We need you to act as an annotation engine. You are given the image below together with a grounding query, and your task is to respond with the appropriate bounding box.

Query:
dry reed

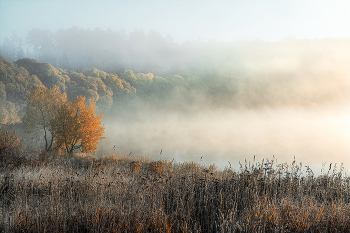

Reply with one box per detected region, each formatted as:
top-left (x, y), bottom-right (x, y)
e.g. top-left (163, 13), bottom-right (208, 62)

top-left (1, 149), bottom-right (350, 232)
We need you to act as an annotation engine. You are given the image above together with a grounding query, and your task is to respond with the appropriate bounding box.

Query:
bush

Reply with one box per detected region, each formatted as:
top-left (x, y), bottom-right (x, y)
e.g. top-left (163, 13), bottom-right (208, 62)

top-left (0, 125), bottom-right (24, 167)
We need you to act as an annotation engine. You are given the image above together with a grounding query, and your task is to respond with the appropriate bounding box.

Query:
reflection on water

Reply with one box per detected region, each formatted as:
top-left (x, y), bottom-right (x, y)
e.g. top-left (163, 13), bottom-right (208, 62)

top-left (99, 105), bottom-right (350, 175)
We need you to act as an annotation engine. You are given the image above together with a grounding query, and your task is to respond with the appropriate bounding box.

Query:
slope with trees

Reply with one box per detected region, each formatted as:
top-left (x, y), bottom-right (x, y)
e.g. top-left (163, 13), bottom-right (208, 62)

top-left (0, 56), bottom-right (43, 124)
top-left (23, 86), bottom-right (105, 154)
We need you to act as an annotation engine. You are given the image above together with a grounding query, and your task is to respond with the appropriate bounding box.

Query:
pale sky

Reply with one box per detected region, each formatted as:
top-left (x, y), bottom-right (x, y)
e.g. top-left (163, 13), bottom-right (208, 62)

top-left (1, 0), bottom-right (350, 44)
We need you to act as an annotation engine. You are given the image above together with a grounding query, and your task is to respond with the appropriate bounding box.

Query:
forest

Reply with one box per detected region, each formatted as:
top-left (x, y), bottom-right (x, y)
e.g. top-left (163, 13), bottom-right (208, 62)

top-left (0, 55), bottom-right (199, 125)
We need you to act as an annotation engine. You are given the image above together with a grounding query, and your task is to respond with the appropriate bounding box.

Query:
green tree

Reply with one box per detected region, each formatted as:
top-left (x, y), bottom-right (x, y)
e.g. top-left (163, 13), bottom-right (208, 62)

top-left (16, 58), bottom-right (68, 91)
top-left (0, 82), bottom-right (5, 101)
top-left (2, 36), bottom-right (16, 61)
top-left (150, 76), bottom-right (172, 100)
top-left (22, 86), bottom-right (67, 151)
top-left (105, 73), bottom-right (136, 101)
top-left (120, 70), bottom-right (137, 85)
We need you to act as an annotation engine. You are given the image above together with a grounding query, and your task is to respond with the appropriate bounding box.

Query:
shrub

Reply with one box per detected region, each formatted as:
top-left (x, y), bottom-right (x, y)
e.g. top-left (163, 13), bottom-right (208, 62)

top-left (0, 125), bottom-right (24, 167)
top-left (130, 161), bottom-right (140, 172)
top-left (149, 161), bottom-right (163, 174)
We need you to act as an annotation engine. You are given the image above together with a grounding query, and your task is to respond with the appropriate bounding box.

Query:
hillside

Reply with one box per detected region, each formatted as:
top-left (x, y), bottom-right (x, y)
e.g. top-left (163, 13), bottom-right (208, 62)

top-left (0, 57), bottom-right (178, 124)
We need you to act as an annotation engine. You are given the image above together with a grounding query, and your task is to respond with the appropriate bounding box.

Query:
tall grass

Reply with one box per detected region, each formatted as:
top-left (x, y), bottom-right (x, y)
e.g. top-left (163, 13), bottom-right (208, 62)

top-left (1, 151), bottom-right (350, 232)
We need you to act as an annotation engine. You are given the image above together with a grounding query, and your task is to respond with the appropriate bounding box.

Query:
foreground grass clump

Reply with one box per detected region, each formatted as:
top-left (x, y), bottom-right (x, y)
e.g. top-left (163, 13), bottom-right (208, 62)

top-left (1, 152), bottom-right (350, 232)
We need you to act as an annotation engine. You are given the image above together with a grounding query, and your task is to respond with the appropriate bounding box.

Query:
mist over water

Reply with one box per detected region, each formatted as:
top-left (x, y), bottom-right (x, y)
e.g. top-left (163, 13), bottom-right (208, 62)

top-left (3, 22), bottom-right (350, 175)
top-left (98, 104), bottom-right (350, 174)
top-left (91, 39), bottom-right (350, 175)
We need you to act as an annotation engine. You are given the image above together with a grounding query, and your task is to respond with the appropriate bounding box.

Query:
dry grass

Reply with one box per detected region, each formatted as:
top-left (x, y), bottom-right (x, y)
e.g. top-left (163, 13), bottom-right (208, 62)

top-left (149, 161), bottom-right (164, 174)
top-left (1, 149), bottom-right (350, 232)
top-left (130, 161), bottom-right (141, 172)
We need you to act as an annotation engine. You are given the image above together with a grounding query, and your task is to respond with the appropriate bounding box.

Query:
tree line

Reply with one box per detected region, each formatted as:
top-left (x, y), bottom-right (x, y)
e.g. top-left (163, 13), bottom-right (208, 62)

top-left (0, 28), bottom-right (180, 75)
top-left (3, 28), bottom-right (350, 78)
top-left (2, 43), bottom-right (350, 126)
top-left (0, 56), bottom-right (211, 125)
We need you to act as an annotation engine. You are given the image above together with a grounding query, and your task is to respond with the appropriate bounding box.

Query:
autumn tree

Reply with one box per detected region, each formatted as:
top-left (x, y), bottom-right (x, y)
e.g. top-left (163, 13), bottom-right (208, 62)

top-left (23, 86), bottom-right (67, 151)
top-left (51, 96), bottom-right (105, 155)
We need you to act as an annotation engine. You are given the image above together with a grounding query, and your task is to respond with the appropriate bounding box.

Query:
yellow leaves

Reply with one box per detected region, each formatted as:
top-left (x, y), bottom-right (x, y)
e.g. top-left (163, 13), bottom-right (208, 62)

top-left (24, 86), bottom-right (104, 154)
top-left (52, 96), bottom-right (105, 154)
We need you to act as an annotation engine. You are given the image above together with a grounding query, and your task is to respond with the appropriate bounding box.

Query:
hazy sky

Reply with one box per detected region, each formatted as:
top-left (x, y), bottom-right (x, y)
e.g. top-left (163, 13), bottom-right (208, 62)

top-left (1, 0), bottom-right (350, 44)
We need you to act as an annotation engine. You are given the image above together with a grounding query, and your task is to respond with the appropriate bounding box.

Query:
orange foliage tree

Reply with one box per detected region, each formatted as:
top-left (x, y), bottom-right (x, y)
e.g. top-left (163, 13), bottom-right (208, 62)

top-left (51, 96), bottom-right (105, 154)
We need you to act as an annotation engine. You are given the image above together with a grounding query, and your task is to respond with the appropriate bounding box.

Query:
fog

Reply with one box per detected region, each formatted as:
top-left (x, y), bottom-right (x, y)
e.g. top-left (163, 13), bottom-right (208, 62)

top-left (100, 106), bottom-right (350, 173)
top-left (2, 1), bottom-right (350, 174)
top-left (93, 38), bottom-right (350, 174)
top-left (2, 0), bottom-right (350, 44)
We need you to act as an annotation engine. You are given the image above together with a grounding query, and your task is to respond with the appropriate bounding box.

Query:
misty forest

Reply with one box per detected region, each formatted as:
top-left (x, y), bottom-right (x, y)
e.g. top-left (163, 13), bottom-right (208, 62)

top-left (2, 27), bottom-right (350, 232)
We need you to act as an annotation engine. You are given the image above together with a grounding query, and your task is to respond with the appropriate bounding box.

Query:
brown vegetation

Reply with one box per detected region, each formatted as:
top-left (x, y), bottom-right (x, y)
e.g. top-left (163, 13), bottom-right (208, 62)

top-left (1, 150), bottom-right (350, 232)
top-left (0, 126), bottom-right (24, 168)
top-left (149, 161), bottom-right (164, 174)
top-left (130, 161), bottom-right (140, 172)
